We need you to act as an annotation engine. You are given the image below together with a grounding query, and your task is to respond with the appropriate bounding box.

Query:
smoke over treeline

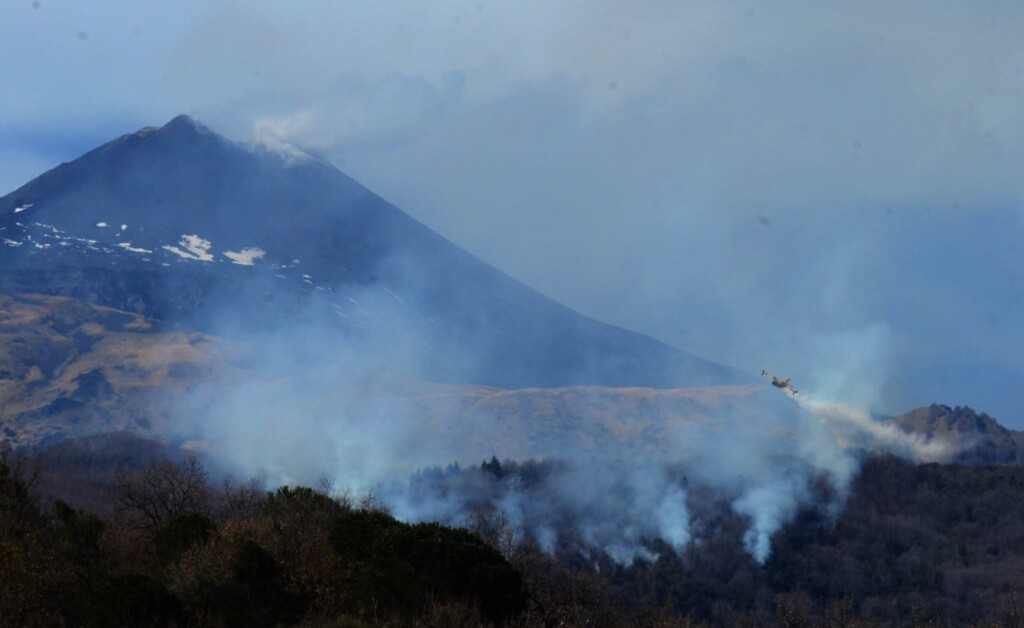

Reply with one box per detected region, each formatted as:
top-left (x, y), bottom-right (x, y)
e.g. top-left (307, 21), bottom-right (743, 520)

top-left (164, 278), bottom-right (963, 566)
top-left (389, 456), bottom-right (845, 566)
top-left (11, 428), bottom-right (1024, 626)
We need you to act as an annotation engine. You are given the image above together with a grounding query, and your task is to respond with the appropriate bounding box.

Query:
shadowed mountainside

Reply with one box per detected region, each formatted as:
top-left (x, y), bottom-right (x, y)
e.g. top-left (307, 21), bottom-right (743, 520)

top-left (0, 115), bottom-right (748, 390)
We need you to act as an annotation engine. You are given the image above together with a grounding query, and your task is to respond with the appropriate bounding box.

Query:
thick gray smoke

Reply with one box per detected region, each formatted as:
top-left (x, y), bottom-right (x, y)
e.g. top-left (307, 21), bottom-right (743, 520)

top-left (168, 283), bottom-right (701, 563)
top-left (389, 458), bottom-right (691, 564)
top-left (162, 280), bottom-right (964, 565)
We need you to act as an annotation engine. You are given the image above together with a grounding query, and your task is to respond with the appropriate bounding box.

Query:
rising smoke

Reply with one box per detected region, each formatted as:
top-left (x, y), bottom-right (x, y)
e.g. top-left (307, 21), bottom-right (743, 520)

top-left (165, 278), bottom-right (964, 566)
top-left (0, 0), bottom-right (1010, 566)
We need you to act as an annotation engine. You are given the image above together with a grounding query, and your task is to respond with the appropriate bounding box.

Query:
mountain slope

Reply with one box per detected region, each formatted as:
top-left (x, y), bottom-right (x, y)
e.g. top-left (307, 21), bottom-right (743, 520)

top-left (0, 293), bottom-right (247, 447)
top-left (0, 292), bottom-right (767, 454)
top-left (0, 115), bottom-right (748, 389)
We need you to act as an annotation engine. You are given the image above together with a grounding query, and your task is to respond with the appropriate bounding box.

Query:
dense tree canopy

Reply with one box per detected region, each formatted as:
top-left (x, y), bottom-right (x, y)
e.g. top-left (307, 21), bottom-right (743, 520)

top-left (5, 437), bottom-right (1024, 626)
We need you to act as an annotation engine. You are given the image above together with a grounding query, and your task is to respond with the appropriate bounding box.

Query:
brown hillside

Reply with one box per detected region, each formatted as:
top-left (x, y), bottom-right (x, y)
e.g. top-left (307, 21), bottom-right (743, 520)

top-left (7, 293), bottom-right (1020, 470)
top-left (0, 293), bottom-right (248, 446)
top-left (0, 294), bottom-right (768, 465)
top-left (404, 383), bottom-right (769, 463)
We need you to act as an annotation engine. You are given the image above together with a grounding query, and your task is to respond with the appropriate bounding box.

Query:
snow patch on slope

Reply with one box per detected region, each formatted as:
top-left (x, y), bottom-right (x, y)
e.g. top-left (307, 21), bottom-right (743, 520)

top-left (223, 247), bottom-right (265, 266)
top-left (117, 242), bottom-right (153, 254)
top-left (163, 234), bottom-right (214, 261)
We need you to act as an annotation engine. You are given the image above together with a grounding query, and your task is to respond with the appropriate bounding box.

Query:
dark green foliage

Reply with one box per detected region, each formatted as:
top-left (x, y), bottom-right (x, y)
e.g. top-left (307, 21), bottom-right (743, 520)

top-left (608, 454), bottom-right (1024, 625)
top-left (482, 455), bottom-right (505, 479)
top-left (329, 507), bottom-right (395, 563)
top-left (55, 499), bottom-right (104, 546)
top-left (762, 456), bottom-right (1024, 623)
top-left (0, 533), bottom-right (77, 627)
top-left (84, 569), bottom-right (180, 628)
top-left (407, 521), bottom-right (527, 624)
top-left (155, 510), bottom-right (214, 565)
top-left (0, 447), bottom-right (43, 539)
top-left (209, 540), bottom-right (297, 628)
top-left (13, 445), bottom-right (1024, 626)
top-left (262, 484), bottom-right (348, 527)
top-left (231, 538), bottom-right (277, 585)
top-left (329, 510), bottom-right (527, 624)
top-left (54, 499), bottom-right (105, 588)
top-left (0, 450), bottom-right (79, 626)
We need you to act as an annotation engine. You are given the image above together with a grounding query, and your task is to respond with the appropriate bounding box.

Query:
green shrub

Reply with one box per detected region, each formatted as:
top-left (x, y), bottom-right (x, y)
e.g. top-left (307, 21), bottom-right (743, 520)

top-left (155, 510), bottom-right (215, 566)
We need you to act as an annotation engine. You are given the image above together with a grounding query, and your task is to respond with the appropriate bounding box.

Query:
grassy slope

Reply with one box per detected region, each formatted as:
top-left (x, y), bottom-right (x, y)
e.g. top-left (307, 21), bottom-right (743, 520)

top-left (0, 293), bottom-right (247, 446)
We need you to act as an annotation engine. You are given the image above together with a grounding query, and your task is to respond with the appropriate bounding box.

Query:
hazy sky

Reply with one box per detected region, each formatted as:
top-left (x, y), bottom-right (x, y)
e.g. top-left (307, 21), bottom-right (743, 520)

top-left (2, 1), bottom-right (1023, 423)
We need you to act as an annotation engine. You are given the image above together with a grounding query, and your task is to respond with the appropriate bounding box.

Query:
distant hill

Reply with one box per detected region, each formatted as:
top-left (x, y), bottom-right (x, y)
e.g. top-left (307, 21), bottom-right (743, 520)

top-left (889, 403), bottom-right (1024, 465)
top-left (0, 115), bottom-right (748, 390)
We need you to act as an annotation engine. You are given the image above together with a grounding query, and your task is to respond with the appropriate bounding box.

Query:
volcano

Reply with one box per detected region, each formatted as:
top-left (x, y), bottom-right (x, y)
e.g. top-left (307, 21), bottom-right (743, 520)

top-left (0, 115), bottom-right (747, 389)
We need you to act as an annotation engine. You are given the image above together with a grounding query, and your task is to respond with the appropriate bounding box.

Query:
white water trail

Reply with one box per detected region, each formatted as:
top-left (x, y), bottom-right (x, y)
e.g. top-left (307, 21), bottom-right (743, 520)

top-left (795, 395), bottom-right (957, 463)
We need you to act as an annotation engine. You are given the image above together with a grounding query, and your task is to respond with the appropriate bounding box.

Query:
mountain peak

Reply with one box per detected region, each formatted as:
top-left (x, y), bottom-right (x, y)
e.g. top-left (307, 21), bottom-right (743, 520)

top-left (0, 116), bottom-right (752, 390)
top-left (132, 115), bottom-right (321, 169)
top-left (162, 114), bottom-right (209, 134)
top-left (129, 115), bottom-right (210, 141)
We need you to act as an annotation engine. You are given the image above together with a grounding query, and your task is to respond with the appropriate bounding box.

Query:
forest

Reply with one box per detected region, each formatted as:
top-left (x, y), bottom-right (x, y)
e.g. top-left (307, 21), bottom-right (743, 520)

top-left (3, 433), bottom-right (1024, 626)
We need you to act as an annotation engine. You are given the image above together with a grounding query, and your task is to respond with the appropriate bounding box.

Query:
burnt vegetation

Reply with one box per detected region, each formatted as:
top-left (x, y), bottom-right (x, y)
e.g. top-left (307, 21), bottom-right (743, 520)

top-left (3, 436), bottom-right (1024, 626)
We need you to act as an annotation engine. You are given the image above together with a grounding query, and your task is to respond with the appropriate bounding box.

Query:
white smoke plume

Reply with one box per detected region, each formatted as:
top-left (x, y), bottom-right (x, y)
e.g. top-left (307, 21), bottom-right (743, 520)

top-left (732, 475), bottom-right (808, 563)
top-left (796, 395), bottom-right (958, 463)
top-left (162, 284), bottom-right (973, 567)
top-left (388, 457), bottom-right (692, 565)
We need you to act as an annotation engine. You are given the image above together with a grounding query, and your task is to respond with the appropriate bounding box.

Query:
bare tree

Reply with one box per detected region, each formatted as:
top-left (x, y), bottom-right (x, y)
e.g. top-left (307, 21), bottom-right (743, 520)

top-left (215, 476), bottom-right (265, 523)
top-left (114, 456), bottom-right (210, 533)
top-left (467, 508), bottom-right (516, 560)
top-left (510, 539), bottom-right (625, 628)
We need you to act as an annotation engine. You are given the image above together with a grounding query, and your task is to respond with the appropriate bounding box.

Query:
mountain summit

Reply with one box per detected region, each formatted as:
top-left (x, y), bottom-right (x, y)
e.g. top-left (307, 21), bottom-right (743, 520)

top-left (0, 115), bottom-right (748, 388)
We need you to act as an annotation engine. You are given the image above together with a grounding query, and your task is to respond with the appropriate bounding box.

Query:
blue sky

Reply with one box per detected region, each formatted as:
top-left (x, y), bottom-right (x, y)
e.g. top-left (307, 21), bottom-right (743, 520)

top-left (2, 1), bottom-right (1023, 423)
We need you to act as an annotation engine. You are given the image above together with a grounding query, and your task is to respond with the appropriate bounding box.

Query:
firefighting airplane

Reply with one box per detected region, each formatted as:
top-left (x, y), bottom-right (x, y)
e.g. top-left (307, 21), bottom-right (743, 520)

top-left (761, 370), bottom-right (798, 395)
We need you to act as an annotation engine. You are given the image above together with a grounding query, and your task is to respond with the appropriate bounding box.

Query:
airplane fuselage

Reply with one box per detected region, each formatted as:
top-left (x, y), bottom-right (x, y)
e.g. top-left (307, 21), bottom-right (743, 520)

top-left (761, 370), bottom-right (797, 395)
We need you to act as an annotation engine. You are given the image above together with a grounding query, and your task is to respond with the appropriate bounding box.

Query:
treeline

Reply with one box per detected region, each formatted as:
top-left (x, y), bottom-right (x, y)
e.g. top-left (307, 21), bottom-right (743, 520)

top-left (409, 454), bottom-right (1024, 626)
top-left (1, 439), bottom-right (676, 627)
top-left (0, 446), bottom-right (529, 627)
top-left (589, 456), bottom-right (1024, 625)
top-left (7, 435), bottom-right (1024, 626)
